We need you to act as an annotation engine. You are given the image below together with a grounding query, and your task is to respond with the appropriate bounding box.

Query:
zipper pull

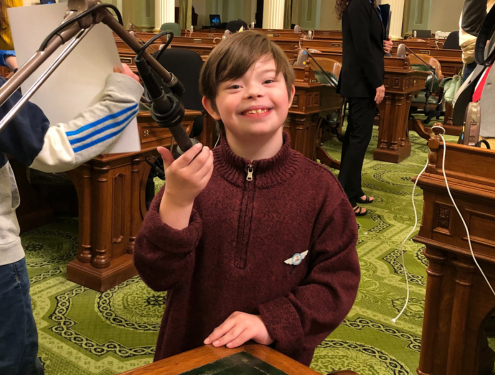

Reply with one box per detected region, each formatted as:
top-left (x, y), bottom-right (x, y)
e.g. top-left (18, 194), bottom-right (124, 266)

top-left (246, 164), bottom-right (254, 181)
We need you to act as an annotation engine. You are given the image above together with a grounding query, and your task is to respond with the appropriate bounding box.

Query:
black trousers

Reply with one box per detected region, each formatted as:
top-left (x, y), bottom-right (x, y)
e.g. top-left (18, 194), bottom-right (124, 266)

top-left (338, 97), bottom-right (376, 206)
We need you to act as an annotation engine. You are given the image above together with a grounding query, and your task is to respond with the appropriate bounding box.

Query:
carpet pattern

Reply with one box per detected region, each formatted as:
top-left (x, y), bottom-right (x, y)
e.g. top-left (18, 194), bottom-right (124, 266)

top-left (22, 121), bottom-right (481, 375)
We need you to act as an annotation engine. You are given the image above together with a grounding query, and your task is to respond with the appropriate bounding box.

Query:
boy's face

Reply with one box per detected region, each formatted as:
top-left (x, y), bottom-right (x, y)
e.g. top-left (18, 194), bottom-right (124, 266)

top-left (203, 56), bottom-right (295, 140)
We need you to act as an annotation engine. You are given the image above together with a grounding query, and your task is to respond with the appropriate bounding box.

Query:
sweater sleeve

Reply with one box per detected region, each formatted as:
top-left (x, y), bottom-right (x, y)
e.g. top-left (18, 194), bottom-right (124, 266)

top-left (258, 192), bottom-right (360, 359)
top-left (133, 187), bottom-right (203, 291)
top-left (347, 0), bottom-right (383, 90)
top-left (0, 73), bottom-right (143, 172)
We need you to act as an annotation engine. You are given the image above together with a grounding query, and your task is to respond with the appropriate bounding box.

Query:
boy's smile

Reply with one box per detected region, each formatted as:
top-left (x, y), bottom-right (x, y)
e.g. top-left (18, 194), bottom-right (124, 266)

top-left (203, 55), bottom-right (295, 160)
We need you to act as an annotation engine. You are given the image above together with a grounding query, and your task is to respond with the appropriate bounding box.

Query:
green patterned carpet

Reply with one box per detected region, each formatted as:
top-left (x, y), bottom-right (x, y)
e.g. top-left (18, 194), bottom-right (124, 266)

top-left (22, 118), bottom-right (477, 375)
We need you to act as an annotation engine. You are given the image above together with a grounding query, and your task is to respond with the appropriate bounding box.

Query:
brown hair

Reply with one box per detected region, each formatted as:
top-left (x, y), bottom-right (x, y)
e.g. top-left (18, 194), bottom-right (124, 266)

top-left (335, 0), bottom-right (376, 20)
top-left (0, 1), bottom-right (7, 31)
top-left (199, 31), bottom-right (295, 132)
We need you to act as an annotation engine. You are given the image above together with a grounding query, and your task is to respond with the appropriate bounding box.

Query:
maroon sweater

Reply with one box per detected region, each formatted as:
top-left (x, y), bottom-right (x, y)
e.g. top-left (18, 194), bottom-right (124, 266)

top-left (134, 133), bottom-right (360, 366)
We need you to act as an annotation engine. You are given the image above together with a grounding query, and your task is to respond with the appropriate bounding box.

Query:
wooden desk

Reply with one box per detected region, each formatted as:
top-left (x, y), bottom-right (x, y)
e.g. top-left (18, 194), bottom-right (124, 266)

top-left (118, 343), bottom-right (321, 375)
top-left (66, 110), bottom-right (201, 292)
top-left (414, 133), bottom-right (495, 375)
top-left (285, 66), bottom-right (342, 162)
top-left (375, 57), bottom-right (429, 162)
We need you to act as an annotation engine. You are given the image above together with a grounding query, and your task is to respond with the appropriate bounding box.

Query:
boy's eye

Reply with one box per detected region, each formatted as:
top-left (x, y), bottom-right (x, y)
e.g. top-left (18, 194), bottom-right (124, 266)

top-left (228, 84), bottom-right (241, 90)
top-left (264, 79), bottom-right (275, 84)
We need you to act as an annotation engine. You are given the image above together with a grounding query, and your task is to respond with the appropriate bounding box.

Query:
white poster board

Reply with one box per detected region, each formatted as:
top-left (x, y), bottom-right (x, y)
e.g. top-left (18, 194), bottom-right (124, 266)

top-left (9, 3), bottom-right (140, 153)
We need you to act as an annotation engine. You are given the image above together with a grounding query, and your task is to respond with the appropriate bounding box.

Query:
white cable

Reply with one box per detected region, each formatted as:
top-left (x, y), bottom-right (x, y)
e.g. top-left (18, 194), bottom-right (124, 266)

top-left (392, 148), bottom-right (429, 323)
top-left (393, 124), bottom-right (495, 324)
top-left (214, 135), bottom-right (221, 148)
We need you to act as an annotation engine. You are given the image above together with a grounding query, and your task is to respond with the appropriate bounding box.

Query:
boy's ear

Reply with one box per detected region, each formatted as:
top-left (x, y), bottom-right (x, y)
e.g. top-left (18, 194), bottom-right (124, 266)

top-left (202, 96), bottom-right (221, 121)
top-left (288, 84), bottom-right (296, 108)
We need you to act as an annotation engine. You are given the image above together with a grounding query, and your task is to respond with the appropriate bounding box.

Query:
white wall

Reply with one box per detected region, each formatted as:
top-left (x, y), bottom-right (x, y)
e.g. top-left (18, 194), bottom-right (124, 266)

top-left (319, 0), bottom-right (341, 31)
top-left (429, 0), bottom-right (463, 33)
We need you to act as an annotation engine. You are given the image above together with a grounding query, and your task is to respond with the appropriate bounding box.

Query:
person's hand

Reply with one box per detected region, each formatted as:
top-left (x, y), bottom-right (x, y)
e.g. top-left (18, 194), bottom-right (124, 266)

top-left (383, 37), bottom-right (393, 54)
top-left (159, 142), bottom-right (214, 209)
top-left (113, 63), bottom-right (140, 83)
top-left (204, 312), bottom-right (274, 349)
top-left (375, 85), bottom-right (385, 104)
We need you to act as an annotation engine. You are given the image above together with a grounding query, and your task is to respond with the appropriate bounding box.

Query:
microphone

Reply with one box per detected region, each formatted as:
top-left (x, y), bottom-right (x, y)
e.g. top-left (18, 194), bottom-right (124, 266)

top-left (223, 30), bottom-right (232, 39)
top-left (397, 43), bottom-right (440, 110)
top-left (295, 49), bottom-right (309, 67)
top-left (134, 56), bottom-right (192, 154)
top-left (295, 49), bottom-right (338, 88)
top-left (294, 25), bottom-right (301, 33)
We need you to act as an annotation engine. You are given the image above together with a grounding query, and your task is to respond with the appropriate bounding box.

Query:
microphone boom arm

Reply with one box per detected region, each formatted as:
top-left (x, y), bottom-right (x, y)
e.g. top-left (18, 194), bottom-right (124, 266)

top-left (0, 0), bottom-right (193, 152)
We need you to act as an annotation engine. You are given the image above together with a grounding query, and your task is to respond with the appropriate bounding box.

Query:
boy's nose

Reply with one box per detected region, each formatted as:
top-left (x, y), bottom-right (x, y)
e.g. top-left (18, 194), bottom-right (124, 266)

top-left (245, 84), bottom-right (264, 99)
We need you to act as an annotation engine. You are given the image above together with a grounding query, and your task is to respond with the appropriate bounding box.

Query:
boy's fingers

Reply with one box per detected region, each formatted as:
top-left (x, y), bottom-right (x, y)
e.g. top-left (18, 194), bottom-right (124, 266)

top-left (157, 147), bottom-right (174, 169)
top-left (188, 146), bottom-right (211, 174)
top-left (212, 326), bottom-right (245, 347)
top-left (196, 152), bottom-right (214, 181)
top-left (226, 329), bottom-right (251, 348)
top-left (174, 142), bottom-right (203, 169)
top-left (204, 319), bottom-right (235, 345)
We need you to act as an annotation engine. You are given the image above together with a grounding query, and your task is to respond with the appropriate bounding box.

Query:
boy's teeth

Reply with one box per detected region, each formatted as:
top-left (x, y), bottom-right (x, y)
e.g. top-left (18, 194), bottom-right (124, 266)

top-left (246, 109), bottom-right (268, 114)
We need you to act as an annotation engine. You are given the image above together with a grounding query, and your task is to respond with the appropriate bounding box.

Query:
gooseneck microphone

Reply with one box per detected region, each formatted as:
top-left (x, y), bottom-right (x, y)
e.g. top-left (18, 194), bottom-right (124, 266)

top-left (134, 32), bottom-right (193, 154)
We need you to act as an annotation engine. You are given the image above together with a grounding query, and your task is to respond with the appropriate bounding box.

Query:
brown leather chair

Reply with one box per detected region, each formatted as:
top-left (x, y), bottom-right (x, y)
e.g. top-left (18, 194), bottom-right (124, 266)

top-left (309, 57), bottom-right (342, 77)
top-left (409, 54), bottom-right (444, 123)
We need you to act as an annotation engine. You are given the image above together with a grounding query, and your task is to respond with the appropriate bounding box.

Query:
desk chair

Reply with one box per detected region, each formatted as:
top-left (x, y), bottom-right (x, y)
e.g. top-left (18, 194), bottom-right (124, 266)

top-left (308, 57), bottom-right (344, 170)
top-left (442, 31), bottom-right (461, 50)
top-left (160, 22), bottom-right (181, 36)
top-left (226, 19), bottom-right (248, 33)
top-left (409, 54), bottom-right (444, 124)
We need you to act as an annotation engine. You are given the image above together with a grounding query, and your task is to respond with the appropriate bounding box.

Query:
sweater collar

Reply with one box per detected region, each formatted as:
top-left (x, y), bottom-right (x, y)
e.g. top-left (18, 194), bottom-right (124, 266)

top-left (213, 132), bottom-right (299, 188)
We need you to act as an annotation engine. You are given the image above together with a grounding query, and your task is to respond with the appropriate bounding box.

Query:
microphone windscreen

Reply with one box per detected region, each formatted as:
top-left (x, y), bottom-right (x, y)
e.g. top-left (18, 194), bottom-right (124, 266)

top-left (397, 44), bottom-right (406, 58)
top-left (223, 30), bottom-right (232, 37)
top-left (296, 49), bottom-right (309, 67)
top-left (294, 25), bottom-right (301, 33)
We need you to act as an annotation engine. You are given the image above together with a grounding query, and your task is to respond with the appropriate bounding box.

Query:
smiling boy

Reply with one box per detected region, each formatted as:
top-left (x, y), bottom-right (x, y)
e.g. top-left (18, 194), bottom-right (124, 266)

top-left (134, 31), bottom-right (360, 366)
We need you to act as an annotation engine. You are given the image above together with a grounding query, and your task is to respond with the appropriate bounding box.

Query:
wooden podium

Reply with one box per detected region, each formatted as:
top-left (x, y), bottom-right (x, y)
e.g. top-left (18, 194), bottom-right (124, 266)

top-left (374, 57), bottom-right (429, 163)
top-left (66, 110), bottom-right (201, 292)
top-left (414, 129), bottom-right (495, 375)
top-left (118, 343), bottom-right (321, 375)
top-left (285, 65), bottom-right (342, 165)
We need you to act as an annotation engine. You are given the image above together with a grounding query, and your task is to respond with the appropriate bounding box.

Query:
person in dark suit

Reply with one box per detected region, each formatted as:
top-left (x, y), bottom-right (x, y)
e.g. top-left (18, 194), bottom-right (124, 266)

top-left (336, 0), bottom-right (391, 216)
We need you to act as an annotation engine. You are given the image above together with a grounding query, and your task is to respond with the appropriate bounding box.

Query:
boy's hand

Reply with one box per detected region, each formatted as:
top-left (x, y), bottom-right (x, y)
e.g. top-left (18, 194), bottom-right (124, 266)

top-left (159, 143), bottom-right (214, 209)
top-left (113, 63), bottom-right (140, 83)
top-left (204, 312), bottom-right (274, 349)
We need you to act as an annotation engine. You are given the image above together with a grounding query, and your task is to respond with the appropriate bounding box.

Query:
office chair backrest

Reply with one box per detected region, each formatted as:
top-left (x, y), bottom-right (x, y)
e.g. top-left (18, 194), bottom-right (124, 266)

top-left (153, 48), bottom-right (204, 111)
top-left (310, 57), bottom-right (342, 77)
top-left (226, 20), bottom-right (248, 33)
top-left (442, 31), bottom-right (461, 50)
top-left (409, 54), bottom-right (443, 79)
top-left (160, 22), bottom-right (181, 37)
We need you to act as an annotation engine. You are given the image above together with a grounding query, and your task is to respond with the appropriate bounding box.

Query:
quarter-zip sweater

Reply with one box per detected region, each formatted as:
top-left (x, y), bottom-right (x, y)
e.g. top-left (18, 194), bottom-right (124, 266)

top-left (134, 133), bottom-right (360, 366)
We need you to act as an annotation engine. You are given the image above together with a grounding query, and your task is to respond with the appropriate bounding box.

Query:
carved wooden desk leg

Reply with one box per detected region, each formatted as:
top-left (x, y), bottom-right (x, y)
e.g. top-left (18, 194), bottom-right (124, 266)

top-left (374, 93), bottom-right (412, 163)
top-left (129, 155), bottom-right (144, 254)
top-left (446, 258), bottom-right (476, 375)
top-left (68, 165), bottom-right (92, 263)
top-left (417, 247), bottom-right (448, 375)
top-left (442, 102), bottom-right (462, 137)
top-left (92, 165), bottom-right (112, 269)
